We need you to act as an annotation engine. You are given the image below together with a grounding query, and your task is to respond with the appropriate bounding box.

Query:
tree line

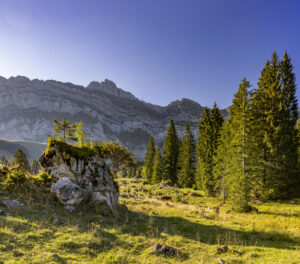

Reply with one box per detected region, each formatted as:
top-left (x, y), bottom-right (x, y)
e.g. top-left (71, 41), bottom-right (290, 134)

top-left (142, 51), bottom-right (300, 211)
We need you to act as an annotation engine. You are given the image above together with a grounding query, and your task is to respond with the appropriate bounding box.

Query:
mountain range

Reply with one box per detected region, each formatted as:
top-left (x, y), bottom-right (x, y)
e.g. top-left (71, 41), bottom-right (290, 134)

top-left (0, 75), bottom-right (230, 159)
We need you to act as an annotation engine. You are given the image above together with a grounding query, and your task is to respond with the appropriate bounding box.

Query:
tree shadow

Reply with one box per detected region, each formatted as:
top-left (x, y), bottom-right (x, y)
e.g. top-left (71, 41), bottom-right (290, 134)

top-left (258, 211), bottom-right (299, 217)
top-left (112, 205), bottom-right (299, 250)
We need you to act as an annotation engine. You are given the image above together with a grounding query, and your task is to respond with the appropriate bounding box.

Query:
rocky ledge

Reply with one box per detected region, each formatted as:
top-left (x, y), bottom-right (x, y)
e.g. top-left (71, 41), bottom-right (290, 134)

top-left (39, 140), bottom-right (119, 214)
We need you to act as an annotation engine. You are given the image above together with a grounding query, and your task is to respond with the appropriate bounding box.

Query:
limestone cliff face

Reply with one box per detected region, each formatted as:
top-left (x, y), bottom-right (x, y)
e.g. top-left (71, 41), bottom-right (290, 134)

top-left (0, 75), bottom-right (230, 158)
top-left (39, 142), bottom-right (119, 214)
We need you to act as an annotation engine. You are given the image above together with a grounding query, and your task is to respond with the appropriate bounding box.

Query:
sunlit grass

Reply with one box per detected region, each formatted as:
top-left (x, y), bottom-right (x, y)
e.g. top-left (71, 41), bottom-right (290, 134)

top-left (0, 177), bottom-right (299, 263)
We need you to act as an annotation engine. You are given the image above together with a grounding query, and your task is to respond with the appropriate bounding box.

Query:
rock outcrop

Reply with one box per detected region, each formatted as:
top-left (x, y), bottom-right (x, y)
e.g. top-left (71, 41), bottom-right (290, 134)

top-left (39, 141), bottom-right (119, 214)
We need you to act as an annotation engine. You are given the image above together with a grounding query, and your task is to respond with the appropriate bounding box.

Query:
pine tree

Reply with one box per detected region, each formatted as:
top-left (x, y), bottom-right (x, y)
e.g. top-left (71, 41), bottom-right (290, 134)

top-left (250, 51), bottom-right (299, 200)
top-left (195, 105), bottom-right (223, 195)
top-left (226, 78), bottom-right (252, 211)
top-left (162, 120), bottom-right (179, 184)
top-left (13, 149), bottom-right (30, 171)
top-left (152, 147), bottom-right (163, 183)
top-left (144, 136), bottom-right (155, 183)
top-left (177, 123), bottom-right (196, 187)
top-left (279, 51), bottom-right (299, 195)
top-left (53, 118), bottom-right (76, 143)
top-left (1, 156), bottom-right (8, 166)
top-left (75, 121), bottom-right (86, 147)
top-left (211, 102), bottom-right (224, 154)
top-left (135, 167), bottom-right (142, 178)
top-left (195, 108), bottom-right (213, 194)
top-left (296, 120), bottom-right (300, 173)
top-left (213, 120), bottom-right (232, 203)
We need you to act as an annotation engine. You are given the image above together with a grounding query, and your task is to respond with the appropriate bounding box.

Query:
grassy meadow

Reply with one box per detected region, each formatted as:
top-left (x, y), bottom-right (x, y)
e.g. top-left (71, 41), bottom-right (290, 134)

top-left (0, 177), bottom-right (300, 264)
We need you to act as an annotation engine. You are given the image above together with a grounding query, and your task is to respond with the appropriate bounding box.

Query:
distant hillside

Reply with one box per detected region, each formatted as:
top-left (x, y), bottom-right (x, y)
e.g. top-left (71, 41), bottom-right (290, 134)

top-left (0, 75), bottom-right (229, 158)
top-left (0, 138), bottom-right (46, 162)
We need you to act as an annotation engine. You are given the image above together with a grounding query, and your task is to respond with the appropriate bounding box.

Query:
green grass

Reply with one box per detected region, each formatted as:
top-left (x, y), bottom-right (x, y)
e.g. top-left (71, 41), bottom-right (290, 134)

top-left (0, 177), bottom-right (300, 263)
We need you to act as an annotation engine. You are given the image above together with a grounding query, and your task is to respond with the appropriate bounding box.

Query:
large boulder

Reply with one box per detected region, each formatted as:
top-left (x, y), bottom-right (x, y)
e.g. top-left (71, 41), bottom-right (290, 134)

top-left (39, 141), bottom-right (119, 214)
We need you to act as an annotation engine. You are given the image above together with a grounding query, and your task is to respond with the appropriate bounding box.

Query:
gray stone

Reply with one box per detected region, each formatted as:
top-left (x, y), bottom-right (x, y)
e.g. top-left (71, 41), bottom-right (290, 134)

top-left (51, 177), bottom-right (88, 206)
top-left (2, 199), bottom-right (24, 208)
top-left (64, 205), bottom-right (75, 212)
top-left (217, 245), bottom-right (228, 253)
top-left (218, 259), bottom-right (225, 264)
top-left (152, 244), bottom-right (181, 256)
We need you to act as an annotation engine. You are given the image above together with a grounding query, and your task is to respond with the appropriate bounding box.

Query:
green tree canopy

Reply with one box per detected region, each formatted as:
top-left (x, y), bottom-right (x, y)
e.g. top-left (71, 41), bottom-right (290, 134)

top-left (13, 149), bottom-right (30, 171)
top-left (53, 118), bottom-right (77, 143)
top-left (144, 136), bottom-right (155, 183)
top-left (162, 120), bottom-right (179, 184)
top-left (152, 147), bottom-right (163, 184)
top-left (177, 123), bottom-right (196, 188)
top-left (99, 140), bottom-right (135, 177)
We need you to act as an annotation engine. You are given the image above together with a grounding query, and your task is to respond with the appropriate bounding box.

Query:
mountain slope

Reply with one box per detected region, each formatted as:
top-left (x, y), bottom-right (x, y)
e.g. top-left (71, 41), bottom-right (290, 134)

top-left (0, 75), bottom-right (226, 158)
top-left (0, 138), bottom-right (46, 162)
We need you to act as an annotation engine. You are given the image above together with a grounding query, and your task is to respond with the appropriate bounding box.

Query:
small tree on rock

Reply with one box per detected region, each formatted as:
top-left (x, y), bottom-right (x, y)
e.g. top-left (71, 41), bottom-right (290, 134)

top-left (53, 118), bottom-right (77, 143)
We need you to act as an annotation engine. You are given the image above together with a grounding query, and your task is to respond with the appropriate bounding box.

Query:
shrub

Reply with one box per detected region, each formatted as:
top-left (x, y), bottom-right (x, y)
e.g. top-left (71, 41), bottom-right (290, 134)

top-left (36, 171), bottom-right (53, 187)
top-left (4, 169), bottom-right (27, 188)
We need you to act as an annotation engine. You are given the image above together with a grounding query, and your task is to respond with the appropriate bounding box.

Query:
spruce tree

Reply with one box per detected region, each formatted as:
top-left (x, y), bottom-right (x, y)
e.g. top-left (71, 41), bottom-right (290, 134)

top-left (211, 102), bottom-right (224, 154)
top-left (152, 147), bottom-right (163, 183)
top-left (195, 108), bottom-right (213, 194)
top-left (13, 149), bottom-right (31, 171)
top-left (195, 104), bottom-right (223, 195)
top-left (144, 136), bottom-right (155, 183)
top-left (279, 51), bottom-right (299, 195)
top-left (162, 120), bottom-right (179, 184)
top-left (213, 120), bottom-right (232, 203)
top-left (177, 123), bottom-right (196, 187)
top-left (226, 78), bottom-right (252, 211)
top-left (251, 51), bottom-right (299, 200)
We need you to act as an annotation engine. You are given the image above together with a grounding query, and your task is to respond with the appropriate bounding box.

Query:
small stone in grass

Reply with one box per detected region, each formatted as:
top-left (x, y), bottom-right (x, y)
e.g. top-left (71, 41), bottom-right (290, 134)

top-left (152, 243), bottom-right (181, 256)
top-left (217, 245), bottom-right (228, 253)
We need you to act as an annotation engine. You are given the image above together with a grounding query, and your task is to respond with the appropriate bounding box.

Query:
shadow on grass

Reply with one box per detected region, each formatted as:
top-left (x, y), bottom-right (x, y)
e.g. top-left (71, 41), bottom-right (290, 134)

top-left (259, 211), bottom-right (299, 217)
top-left (2, 199), bottom-right (299, 260)
top-left (114, 205), bottom-right (300, 250)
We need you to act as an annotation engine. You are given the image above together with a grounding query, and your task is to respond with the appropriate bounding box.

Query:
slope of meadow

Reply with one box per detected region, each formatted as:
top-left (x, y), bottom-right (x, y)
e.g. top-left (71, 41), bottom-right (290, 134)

top-left (0, 177), bottom-right (300, 264)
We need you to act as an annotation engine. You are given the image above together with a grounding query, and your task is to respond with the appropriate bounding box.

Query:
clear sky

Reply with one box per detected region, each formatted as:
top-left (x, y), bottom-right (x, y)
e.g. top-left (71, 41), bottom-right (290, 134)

top-left (0, 0), bottom-right (299, 108)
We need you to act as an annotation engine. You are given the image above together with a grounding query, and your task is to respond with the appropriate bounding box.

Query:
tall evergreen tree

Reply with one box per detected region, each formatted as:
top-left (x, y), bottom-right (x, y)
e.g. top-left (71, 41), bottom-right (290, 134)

top-left (213, 120), bottom-right (232, 203)
top-left (251, 51), bottom-right (299, 199)
top-left (195, 104), bottom-right (223, 195)
top-left (144, 136), bottom-right (155, 183)
top-left (226, 78), bottom-right (252, 211)
top-left (279, 51), bottom-right (299, 194)
top-left (177, 123), bottom-right (196, 187)
top-left (162, 120), bottom-right (179, 184)
top-left (195, 108), bottom-right (213, 194)
top-left (152, 147), bottom-right (163, 183)
top-left (211, 102), bottom-right (224, 154)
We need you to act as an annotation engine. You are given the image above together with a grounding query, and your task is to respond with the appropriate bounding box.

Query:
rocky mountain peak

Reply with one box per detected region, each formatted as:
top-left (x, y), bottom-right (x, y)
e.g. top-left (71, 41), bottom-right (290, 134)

top-left (0, 74), bottom-right (230, 158)
top-left (87, 79), bottom-right (136, 100)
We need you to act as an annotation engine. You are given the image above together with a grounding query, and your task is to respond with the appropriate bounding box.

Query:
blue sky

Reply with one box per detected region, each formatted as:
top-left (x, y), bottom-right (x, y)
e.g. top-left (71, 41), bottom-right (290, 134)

top-left (0, 0), bottom-right (299, 108)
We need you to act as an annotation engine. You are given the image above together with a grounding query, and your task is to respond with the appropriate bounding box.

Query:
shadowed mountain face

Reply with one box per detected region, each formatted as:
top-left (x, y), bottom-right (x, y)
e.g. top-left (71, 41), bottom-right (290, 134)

top-left (0, 138), bottom-right (46, 162)
top-left (0, 75), bottom-right (229, 158)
